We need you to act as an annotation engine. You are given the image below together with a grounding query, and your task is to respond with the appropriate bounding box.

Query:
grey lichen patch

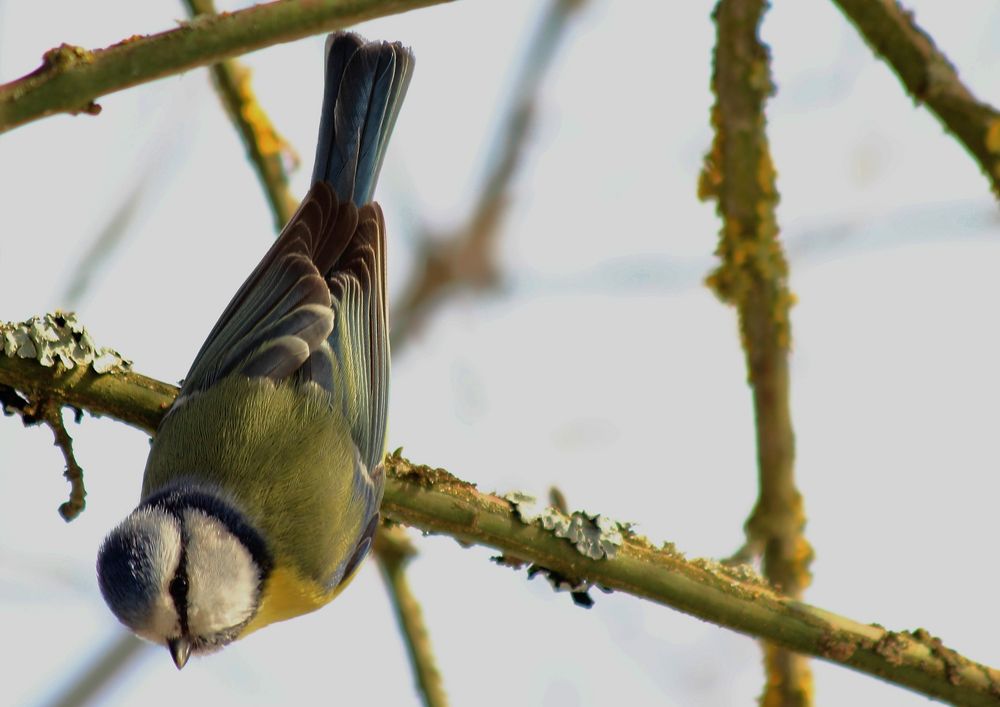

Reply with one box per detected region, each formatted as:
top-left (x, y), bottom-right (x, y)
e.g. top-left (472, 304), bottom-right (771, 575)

top-left (1, 312), bottom-right (131, 373)
top-left (503, 491), bottom-right (627, 560)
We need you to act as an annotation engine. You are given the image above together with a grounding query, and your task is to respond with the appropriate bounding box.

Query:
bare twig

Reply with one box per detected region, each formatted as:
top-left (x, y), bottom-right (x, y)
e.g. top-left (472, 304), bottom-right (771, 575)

top-left (62, 178), bottom-right (148, 307)
top-left (391, 0), bottom-right (587, 348)
top-left (375, 525), bottom-right (449, 707)
top-left (700, 1), bottom-right (812, 704)
top-left (6, 388), bottom-right (87, 520)
top-left (37, 398), bottom-right (87, 521)
top-left (830, 0), bottom-right (1000, 201)
top-left (4, 333), bottom-right (1000, 705)
top-left (45, 635), bottom-right (145, 707)
top-left (182, 0), bottom-right (299, 232)
top-left (0, 0), bottom-right (451, 134)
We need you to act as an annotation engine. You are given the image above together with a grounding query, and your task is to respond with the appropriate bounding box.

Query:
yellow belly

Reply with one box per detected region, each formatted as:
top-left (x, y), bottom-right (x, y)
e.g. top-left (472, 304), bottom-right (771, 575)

top-left (240, 564), bottom-right (333, 636)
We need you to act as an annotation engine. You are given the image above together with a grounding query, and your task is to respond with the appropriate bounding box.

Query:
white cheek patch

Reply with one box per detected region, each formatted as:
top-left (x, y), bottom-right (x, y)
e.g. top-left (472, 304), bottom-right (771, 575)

top-left (183, 510), bottom-right (259, 638)
top-left (121, 508), bottom-right (183, 642)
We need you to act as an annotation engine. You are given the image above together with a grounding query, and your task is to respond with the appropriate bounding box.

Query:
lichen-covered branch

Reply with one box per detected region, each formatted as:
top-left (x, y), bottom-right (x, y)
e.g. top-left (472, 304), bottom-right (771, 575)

top-left (830, 0), bottom-right (1000, 200)
top-left (1, 313), bottom-right (174, 433)
top-left (182, 0), bottom-right (299, 231)
top-left (700, 1), bottom-right (812, 704)
top-left (375, 526), bottom-right (449, 707)
top-left (4, 316), bottom-right (1000, 705)
top-left (391, 0), bottom-right (586, 348)
top-left (0, 0), bottom-right (450, 134)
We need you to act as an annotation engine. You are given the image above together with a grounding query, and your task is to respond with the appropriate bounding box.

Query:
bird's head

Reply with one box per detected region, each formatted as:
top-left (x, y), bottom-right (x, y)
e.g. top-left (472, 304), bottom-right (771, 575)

top-left (96, 489), bottom-right (271, 669)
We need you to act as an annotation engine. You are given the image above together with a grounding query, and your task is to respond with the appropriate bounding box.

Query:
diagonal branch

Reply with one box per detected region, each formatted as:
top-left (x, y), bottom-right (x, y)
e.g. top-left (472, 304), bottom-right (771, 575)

top-left (391, 0), bottom-right (586, 348)
top-left (701, 1), bottom-right (812, 704)
top-left (0, 0), bottom-right (451, 134)
top-left (830, 0), bottom-right (1000, 200)
top-left (3, 319), bottom-right (1000, 705)
top-left (47, 635), bottom-right (145, 707)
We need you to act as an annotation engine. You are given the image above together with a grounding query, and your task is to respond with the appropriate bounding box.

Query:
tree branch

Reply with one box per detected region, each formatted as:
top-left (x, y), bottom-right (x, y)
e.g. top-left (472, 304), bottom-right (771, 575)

top-left (0, 0), bottom-right (451, 135)
top-left (39, 399), bottom-right (87, 521)
top-left (182, 0), bottom-right (300, 232)
top-left (830, 0), bottom-right (1000, 200)
top-left (375, 525), bottom-right (449, 707)
top-left (391, 0), bottom-right (586, 348)
top-left (4, 318), bottom-right (1000, 705)
top-left (701, 1), bottom-right (812, 704)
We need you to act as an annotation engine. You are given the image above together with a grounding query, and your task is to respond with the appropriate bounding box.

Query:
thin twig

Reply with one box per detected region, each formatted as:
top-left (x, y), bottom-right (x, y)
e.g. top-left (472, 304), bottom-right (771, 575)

top-left (375, 525), bottom-right (449, 707)
top-left (62, 178), bottom-right (148, 307)
top-left (45, 635), bottom-right (145, 707)
top-left (7, 387), bottom-right (89, 520)
top-left (700, 1), bottom-right (812, 704)
top-left (181, 0), bottom-right (299, 232)
top-left (0, 0), bottom-right (451, 134)
top-left (37, 398), bottom-right (87, 521)
top-left (391, 0), bottom-right (587, 348)
top-left (3, 338), bottom-right (1000, 705)
top-left (830, 0), bottom-right (1000, 201)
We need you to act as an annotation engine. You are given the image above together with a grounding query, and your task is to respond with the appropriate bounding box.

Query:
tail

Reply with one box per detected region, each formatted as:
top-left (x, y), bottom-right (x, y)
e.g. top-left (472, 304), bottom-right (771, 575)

top-left (311, 32), bottom-right (414, 206)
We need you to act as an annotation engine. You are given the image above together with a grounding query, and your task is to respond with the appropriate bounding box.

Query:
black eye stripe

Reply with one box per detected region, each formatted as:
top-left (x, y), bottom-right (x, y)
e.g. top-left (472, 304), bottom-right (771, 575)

top-left (139, 485), bottom-right (274, 586)
top-left (168, 543), bottom-right (190, 634)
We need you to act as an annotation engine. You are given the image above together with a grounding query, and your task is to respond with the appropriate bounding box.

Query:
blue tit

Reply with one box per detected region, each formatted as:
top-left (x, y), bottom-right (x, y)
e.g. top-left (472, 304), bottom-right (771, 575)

top-left (96, 32), bottom-right (413, 670)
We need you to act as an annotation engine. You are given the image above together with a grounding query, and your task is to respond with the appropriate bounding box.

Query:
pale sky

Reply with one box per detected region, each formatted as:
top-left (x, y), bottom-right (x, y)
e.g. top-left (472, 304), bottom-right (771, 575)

top-left (2, 1), bottom-right (1000, 705)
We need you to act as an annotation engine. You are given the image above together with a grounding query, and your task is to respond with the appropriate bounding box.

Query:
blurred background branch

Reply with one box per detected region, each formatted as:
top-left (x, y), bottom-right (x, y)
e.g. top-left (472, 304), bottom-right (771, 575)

top-left (391, 0), bottom-right (587, 348)
top-left (375, 525), bottom-right (449, 707)
top-left (831, 0), bottom-right (1000, 201)
top-left (701, 0), bottom-right (812, 704)
top-left (46, 634), bottom-right (145, 707)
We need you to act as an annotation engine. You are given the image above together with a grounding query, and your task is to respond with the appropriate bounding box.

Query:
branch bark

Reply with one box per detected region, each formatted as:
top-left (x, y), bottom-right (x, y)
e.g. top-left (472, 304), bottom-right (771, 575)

top-left (0, 0), bottom-right (450, 134)
top-left (4, 341), bottom-right (1000, 705)
top-left (701, 1), bottom-right (812, 704)
top-left (830, 0), bottom-right (1000, 200)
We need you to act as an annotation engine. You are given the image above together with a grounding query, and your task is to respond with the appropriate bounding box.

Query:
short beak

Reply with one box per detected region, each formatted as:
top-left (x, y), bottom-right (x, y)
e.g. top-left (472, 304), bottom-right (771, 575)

top-left (168, 637), bottom-right (191, 670)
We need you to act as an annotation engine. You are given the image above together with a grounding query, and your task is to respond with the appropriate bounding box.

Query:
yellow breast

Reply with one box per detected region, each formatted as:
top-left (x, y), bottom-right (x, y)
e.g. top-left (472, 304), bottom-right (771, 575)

top-left (240, 564), bottom-right (334, 637)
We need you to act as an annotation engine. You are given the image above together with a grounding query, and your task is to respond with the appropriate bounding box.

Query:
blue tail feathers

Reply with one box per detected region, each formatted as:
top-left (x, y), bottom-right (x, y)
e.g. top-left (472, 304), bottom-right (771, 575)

top-left (311, 33), bottom-right (414, 206)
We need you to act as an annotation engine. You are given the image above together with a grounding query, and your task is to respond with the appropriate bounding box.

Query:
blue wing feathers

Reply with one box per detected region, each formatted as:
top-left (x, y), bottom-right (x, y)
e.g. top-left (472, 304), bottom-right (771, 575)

top-left (311, 34), bottom-right (414, 205)
top-left (173, 33), bottom-right (411, 478)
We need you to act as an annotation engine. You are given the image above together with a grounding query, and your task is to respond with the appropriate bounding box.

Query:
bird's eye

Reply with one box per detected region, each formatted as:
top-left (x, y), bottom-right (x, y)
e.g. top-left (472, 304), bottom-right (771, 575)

top-left (169, 574), bottom-right (189, 606)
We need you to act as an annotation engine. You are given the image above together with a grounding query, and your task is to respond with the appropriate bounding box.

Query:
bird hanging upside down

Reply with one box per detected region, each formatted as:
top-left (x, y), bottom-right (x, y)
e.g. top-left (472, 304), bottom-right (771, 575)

top-left (97, 32), bottom-right (414, 670)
